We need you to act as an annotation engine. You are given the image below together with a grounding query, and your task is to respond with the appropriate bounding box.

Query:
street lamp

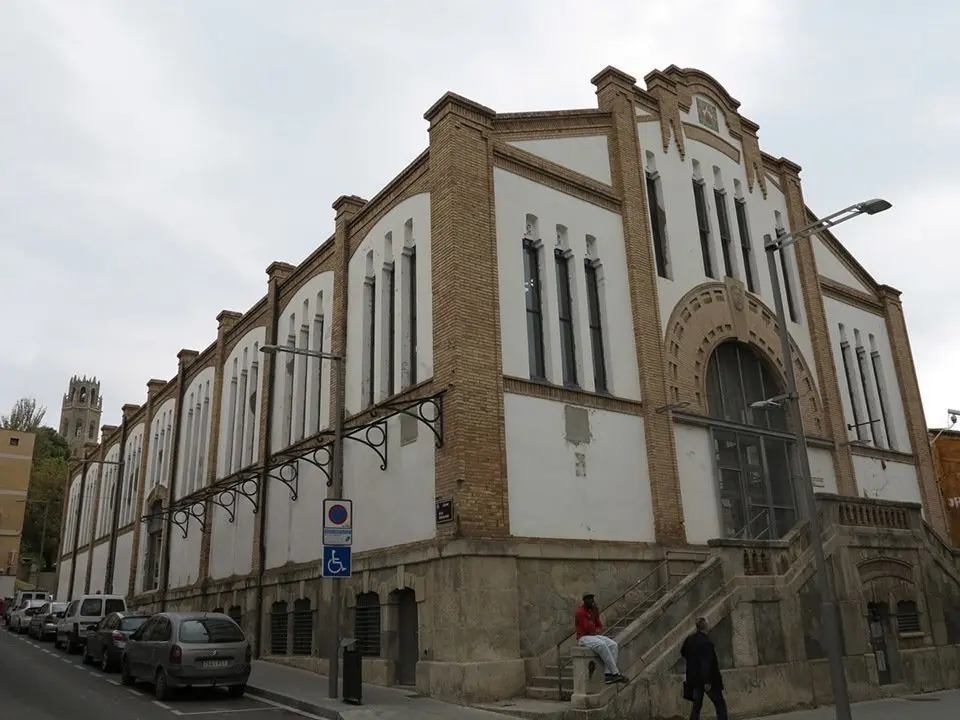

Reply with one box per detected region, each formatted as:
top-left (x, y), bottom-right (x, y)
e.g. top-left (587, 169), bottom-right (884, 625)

top-left (758, 196), bottom-right (891, 720)
top-left (261, 343), bottom-right (345, 700)
top-left (929, 410), bottom-right (960, 447)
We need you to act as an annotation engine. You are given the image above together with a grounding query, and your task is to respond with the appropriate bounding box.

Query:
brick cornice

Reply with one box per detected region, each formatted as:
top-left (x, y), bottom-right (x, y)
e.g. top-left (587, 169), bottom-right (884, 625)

top-left (819, 277), bottom-right (884, 315)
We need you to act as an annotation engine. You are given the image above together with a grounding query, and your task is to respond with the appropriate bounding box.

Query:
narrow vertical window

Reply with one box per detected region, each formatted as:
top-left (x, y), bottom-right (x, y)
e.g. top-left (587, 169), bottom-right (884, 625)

top-left (692, 178), bottom-right (714, 278)
top-left (584, 236), bottom-right (608, 394)
top-left (854, 331), bottom-right (882, 447)
top-left (309, 296), bottom-right (324, 435)
top-left (870, 334), bottom-right (896, 450)
top-left (775, 221), bottom-right (799, 323)
top-left (295, 300), bottom-right (310, 441)
top-left (714, 186), bottom-right (734, 278)
top-left (225, 360), bottom-right (238, 475)
top-left (235, 354), bottom-right (249, 472)
top-left (644, 152), bottom-right (669, 278)
top-left (363, 274), bottom-right (377, 408)
top-left (283, 315), bottom-right (296, 446)
top-left (523, 237), bottom-right (546, 380)
top-left (384, 261), bottom-right (396, 397)
top-left (839, 324), bottom-right (866, 441)
top-left (244, 345), bottom-right (259, 465)
top-left (402, 230), bottom-right (418, 389)
top-left (197, 384), bottom-right (211, 488)
top-left (555, 245), bottom-right (578, 387)
top-left (734, 186), bottom-right (756, 292)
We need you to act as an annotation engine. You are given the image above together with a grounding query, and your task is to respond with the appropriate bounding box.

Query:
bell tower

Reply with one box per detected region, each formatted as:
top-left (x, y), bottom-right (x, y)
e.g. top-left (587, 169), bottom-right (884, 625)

top-left (59, 375), bottom-right (104, 458)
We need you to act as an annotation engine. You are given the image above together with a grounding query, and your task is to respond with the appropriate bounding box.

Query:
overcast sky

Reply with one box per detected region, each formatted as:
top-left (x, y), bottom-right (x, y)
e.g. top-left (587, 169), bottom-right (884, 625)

top-left (1, 1), bottom-right (957, 433)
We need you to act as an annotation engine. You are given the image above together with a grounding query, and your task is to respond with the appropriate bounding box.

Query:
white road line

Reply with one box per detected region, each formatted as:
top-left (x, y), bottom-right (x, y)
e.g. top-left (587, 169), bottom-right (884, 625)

top-left (175, 708), bottom-right (281, 716)
top-left (126, 688), bottom-right (141, 697)
top-left (106, 679), bottom-right (121, 686)
top-left (249, 695), bottom-right (327, 719)
top-left (153, 700), bottom-right (176, 713)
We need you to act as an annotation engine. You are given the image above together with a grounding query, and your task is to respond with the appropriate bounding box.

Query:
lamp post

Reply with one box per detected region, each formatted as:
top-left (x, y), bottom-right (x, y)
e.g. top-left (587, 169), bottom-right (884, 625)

top-left (756, 197), bottom-right (890, 720)
top-left (262, 343), bottom-right (345, 699)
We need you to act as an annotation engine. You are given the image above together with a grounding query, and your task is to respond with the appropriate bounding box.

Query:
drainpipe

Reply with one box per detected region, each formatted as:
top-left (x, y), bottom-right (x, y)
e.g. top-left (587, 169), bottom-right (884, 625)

top-left (104, 416), bottom-right (128, 595)
top-left (66, 455), bottom-right (90, 602)
top-left (159, 362), bottom-right (190, 611)
top-left (254, 278), bottom-right (281, 658)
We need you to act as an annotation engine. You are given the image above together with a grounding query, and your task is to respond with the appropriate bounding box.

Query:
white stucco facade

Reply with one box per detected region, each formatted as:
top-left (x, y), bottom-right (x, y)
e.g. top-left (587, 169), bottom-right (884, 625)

top-left (853, 455), bottom-right (921, 505)
top-left (88, 542), bottom-right (108, 594)
top-left (494, 168), bottom-right (640, 399)
top-left (637, 103), bottom-right (819, 392)
top-left (812, 236), bottom-right (872, 293)
top-left (113, 530), bottom-right (133, 596)
top-left (508, 136), bottom-right (613, 186)
top-left (177, 367), bottom-right (215, 501)
top-left (504, 393), bottom-right (654, 542)
top-left (219, 326), bottom-right (267, 478)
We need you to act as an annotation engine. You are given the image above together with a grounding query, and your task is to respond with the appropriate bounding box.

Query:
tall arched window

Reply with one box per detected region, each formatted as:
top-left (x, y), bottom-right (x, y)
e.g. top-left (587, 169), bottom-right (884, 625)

top-left (144, 501), bottom-right (164, 591)
top-left (705, 341), bottom-right (797, 540)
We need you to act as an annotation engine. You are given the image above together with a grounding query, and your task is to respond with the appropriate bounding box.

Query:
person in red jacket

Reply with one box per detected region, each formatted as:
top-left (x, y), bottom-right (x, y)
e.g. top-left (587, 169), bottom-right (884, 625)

top-left (575, 593), bottom-right (626, 684)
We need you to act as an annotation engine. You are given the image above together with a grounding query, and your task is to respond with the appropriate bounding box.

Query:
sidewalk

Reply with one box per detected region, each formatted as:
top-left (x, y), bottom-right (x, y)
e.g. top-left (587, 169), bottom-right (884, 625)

top-left (247, 659), bottom-right (520, 719)
top-left (757, 689), bottom-right (960, 720)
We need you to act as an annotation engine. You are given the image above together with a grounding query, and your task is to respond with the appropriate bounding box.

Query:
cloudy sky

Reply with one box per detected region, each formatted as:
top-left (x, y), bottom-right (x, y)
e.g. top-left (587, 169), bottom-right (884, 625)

top-left (1, 0), bottom-right (957, 432)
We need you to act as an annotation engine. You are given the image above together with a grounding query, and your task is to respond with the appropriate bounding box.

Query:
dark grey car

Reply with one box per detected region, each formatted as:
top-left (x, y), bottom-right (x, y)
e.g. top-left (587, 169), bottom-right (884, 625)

top-left (120, 612), bottom-right (251, 701)
top-left (83, 611), bottom-right (149, 672)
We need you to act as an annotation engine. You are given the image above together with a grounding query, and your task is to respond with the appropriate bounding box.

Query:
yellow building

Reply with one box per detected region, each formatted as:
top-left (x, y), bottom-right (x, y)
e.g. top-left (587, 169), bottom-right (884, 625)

top-left (0, 429), bottom-right (35, 594)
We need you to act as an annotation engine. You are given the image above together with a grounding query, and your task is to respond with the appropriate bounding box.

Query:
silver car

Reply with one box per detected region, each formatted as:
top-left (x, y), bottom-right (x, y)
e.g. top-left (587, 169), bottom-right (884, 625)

top-left (120, 612), bottom-right (251, 700)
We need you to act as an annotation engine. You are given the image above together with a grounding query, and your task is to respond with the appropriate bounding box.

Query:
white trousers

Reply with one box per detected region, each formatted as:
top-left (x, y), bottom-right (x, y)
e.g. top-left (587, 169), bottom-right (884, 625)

top-left (579, 634), bottom-right (620, 675)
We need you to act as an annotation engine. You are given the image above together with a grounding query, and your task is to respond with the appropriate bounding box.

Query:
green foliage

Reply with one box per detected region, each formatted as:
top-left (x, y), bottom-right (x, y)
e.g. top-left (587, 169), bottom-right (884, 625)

top-left (19, 426), bottom-right (72, 570)
top-left (1, 397), bottom-right (46, 431)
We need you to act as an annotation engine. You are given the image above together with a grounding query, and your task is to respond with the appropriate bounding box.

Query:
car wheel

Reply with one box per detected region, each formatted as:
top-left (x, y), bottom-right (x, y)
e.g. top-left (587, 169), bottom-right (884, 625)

top-left (227, 684), bottom-right (246, 698)
top-left (120, 658), bottom-right (135, 686)
top-left (154, 668), bottom-right (170, 701)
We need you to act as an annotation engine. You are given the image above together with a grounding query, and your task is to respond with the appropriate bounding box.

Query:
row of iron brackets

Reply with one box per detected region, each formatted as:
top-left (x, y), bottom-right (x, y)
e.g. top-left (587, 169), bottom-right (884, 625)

top-left (141, 393), bottom-right (444, 539)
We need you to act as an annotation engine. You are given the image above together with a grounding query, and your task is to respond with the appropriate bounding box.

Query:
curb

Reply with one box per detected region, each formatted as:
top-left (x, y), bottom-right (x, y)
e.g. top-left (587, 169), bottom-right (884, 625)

top-left (247, 685), bottom-right (344, 719)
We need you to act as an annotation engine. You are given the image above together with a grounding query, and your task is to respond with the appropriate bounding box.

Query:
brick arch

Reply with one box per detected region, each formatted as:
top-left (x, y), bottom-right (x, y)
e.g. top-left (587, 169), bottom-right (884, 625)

top-left (663, 279), bottom-right (825, 436)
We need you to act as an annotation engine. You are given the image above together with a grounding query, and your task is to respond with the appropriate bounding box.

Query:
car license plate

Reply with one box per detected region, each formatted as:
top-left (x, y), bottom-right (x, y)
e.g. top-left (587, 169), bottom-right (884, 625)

top-left (201, 659), bottom-right (230, 669)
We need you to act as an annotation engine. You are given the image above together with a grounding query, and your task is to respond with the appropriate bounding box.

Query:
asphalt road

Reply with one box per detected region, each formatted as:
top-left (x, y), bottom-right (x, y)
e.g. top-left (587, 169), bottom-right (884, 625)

top-left (0, 624), bottom-right (320, 719)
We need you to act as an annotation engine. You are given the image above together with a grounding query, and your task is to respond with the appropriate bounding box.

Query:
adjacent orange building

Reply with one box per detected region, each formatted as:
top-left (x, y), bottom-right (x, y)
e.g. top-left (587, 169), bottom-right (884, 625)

top-left (930, 428), bottom-right (960, 547)
top-left (0, 429), bottom-right (36, 596)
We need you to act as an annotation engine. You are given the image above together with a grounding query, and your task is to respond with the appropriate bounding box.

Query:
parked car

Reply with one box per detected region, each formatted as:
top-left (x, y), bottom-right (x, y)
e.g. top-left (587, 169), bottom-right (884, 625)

top-left (83, 611), bottom-right (149, 672)
top-left (121, 612), bottom-right (251, 700)
top-left (3, 591), bottom-right (49, 626)
top-left (56, 594), bottom-right (127, 653)
top-left (9, 599), bottom-right (46, 633)
top-left (28, 602), bottom-right (68, 640)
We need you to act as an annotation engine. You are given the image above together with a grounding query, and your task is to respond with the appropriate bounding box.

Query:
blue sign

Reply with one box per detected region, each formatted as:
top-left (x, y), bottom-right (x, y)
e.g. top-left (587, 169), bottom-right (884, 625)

top-left (322, 546), bottom-right (352, 578)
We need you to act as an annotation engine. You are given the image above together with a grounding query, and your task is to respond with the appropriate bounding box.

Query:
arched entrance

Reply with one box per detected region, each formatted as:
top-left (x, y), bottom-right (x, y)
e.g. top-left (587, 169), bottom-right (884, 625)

top-left (705, 341), bottom-right (798, 539)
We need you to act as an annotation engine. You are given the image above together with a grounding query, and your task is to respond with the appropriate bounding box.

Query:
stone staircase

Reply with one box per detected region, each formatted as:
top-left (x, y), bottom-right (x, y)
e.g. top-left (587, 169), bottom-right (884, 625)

top-left (523, 550), bottom-right (710, 702)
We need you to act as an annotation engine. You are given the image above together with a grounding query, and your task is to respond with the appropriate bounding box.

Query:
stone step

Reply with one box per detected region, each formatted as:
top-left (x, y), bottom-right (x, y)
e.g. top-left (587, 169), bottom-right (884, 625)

top-left (541, 665), bottom-right (573, 678)
top-left (528, 674), bottom-right (574, 690)
top-left (525, 684), bottom-right (570, 702)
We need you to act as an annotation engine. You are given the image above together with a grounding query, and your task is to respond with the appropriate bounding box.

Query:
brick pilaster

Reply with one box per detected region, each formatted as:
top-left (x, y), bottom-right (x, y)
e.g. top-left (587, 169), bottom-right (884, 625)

top-left (249, 263), bottom-right (295, 576)
top-left (775, 162), bottom-right (858, 497)
top-left (127, 379), bottom-right (167, 599)
top-left (880, 285), bottom-right (948, 536)
top-left (592, 66), bottom-right (685, 544)
top-left (424, 92), bottom-right (509, 538)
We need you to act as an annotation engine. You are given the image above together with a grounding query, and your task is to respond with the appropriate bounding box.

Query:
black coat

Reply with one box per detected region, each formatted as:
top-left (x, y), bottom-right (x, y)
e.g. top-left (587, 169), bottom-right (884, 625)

top-left (680, 631), bottom-right (723, 690)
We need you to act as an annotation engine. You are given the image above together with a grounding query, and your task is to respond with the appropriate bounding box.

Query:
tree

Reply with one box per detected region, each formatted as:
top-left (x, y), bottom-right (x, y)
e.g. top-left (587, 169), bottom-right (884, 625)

top-left (19, 427), bottom-right (71, 570)
top-left (1, 397), bottom-right (46, 431)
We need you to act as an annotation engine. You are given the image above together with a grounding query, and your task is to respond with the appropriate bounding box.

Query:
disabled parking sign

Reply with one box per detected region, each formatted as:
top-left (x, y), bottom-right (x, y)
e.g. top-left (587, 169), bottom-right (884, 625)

top-left (322, 546), bottom-right (352, 578)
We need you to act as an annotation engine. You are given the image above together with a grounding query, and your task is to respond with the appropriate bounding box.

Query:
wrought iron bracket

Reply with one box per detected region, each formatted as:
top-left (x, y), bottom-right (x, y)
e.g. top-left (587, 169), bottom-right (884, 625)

top-left (344, 421), bottom-right (388, 471)
top-left (171, 501), bottom-right (206, 539)
top-left (208, 487), bottom-right (238, 523)
top-left (299, 444), bottom-right (333, 488)
top-left (266, 460), bottom-right (299, 501)
top-left (371, 393), bottom-right (445, 448)
top-left (233, 474), bottom-right (261, 514)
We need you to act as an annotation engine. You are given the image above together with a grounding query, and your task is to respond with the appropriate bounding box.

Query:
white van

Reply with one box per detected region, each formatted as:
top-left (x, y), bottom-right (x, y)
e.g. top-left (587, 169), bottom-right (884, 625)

top-left (56, 594), bottom-right (127, 653)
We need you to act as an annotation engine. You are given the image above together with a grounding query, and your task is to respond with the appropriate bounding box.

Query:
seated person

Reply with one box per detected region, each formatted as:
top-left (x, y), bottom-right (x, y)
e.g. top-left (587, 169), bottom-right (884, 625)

top-left (575, 593), bottom-right (626, 684)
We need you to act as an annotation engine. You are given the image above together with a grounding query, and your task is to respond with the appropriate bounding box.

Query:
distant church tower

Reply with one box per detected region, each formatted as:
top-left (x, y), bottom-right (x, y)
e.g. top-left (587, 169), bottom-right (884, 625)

top-left (59, 376), bottom-right (103, 458)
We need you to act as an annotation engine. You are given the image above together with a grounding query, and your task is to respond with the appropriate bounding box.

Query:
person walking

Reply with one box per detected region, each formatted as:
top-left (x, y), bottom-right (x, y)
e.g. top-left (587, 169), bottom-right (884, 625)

top-left (575, 593), bottom-right (627, 684)
top-left (680, 617), bottom-right (728, 720)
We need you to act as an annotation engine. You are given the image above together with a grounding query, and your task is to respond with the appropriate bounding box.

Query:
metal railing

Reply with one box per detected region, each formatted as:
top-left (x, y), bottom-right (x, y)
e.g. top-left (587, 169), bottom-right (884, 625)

top-left (554, 559), bottom-right (669, 700)
top-left (733, 509), bottom-right (771, 540)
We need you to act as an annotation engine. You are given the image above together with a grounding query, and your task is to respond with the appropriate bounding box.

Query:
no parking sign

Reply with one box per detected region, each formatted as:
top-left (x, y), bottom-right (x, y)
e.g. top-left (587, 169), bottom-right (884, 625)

top-left (323, 498), bottom-right (353, 547)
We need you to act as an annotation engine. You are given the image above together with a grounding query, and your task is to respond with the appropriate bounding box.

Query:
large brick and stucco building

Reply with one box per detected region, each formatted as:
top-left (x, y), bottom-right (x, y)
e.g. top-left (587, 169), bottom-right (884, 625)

top-left (55, 65), bottom-right (960, 717)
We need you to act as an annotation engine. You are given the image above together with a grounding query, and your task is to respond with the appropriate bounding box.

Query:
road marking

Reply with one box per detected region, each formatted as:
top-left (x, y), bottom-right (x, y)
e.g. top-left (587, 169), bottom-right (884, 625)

top-left (153, 700), bottom-right (176, 712)
top-left (106, 679), bottom-right (121, 686)
top-left (174, 708), bottom-right (281, 716)
top-left (250, 695), bottom-right (327, 719)
top-left (126, 688), bottom-right (141, 696)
